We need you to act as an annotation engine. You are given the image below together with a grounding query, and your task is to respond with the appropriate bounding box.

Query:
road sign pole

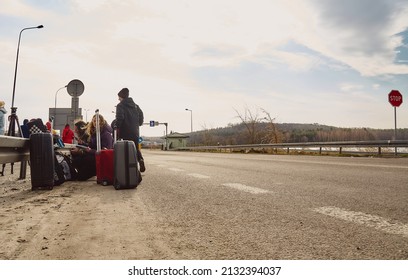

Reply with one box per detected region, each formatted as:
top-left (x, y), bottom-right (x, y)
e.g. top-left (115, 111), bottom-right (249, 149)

top-left (388, 90), bottom-right (403, 156)
top-left (394, 107), bottom-right (397, 155)
top-left (394, 107), bottom-right (397, 139)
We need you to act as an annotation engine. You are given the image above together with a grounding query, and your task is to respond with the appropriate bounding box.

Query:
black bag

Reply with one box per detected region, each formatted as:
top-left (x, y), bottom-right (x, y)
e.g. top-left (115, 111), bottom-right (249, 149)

top-left (71, 152), bottom-right (96, 181)
top-left (54, 155), bottom-right (66, 186)
top-left (55, 151), bottom-right (78, 183)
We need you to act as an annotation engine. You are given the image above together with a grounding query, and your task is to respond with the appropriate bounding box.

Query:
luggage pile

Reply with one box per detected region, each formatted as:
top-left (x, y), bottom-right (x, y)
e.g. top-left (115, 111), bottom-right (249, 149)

top-left (28, 110), bottom-right (141, 191)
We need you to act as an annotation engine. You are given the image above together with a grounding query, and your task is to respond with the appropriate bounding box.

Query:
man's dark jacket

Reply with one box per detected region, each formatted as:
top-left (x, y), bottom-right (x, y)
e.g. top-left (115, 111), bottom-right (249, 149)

top-left (115, 97), bottom-right (144, 143)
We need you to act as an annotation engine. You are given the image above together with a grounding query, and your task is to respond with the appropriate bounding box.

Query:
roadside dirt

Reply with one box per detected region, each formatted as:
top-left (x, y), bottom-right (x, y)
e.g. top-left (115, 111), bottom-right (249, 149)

top-left (0, 164), bottom-right (177, 260)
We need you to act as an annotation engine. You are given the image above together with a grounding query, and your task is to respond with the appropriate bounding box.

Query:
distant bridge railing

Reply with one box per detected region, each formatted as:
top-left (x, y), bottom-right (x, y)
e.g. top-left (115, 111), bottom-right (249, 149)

top-left (1, 136), bottom-right (407, 178)
top-left (174, 140), bottom-right (408, 156)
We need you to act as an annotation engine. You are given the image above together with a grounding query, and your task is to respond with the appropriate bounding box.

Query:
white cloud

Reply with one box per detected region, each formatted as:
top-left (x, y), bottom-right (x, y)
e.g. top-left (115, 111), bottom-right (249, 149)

top-left (302, 0), bottom-right (408, 76)
top-left (340, 83), bottom-right (364, 92)
top-left (1, 0), bottom-right (408, 135)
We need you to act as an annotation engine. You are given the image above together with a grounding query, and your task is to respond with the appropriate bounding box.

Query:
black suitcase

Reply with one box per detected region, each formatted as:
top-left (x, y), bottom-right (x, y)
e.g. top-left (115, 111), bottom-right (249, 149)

top-left (113, 140), bottom-right (140, 190)
top-left (29, 133), bottom-right (54, 190)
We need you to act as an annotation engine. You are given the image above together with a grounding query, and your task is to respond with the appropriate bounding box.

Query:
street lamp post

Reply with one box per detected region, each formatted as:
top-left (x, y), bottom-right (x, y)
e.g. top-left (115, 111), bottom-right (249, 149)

top-left (54, 85), bottom-right (67, 130)
top-left (3, 25), bottom-right (43, 180)
top-left (8, 25), bottom-right (43, 137)
top-left (185, 108), bottom-right (193, 133)
top-left (84, 109), bottom-right (90, 122)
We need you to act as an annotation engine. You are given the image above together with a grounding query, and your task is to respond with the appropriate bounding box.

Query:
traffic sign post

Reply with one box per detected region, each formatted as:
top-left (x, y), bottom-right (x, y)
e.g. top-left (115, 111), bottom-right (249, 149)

top-left (143, 121), bottom-right (169, 150)
top-left (388, 90), bottom-right (403, 155)
top-left (388, 90), bottom-right (403, 107)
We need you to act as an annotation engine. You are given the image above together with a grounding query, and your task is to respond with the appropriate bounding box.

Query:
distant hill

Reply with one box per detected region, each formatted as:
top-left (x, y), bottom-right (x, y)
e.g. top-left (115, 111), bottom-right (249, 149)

top-left (178, 122), bottom-right (408, 146)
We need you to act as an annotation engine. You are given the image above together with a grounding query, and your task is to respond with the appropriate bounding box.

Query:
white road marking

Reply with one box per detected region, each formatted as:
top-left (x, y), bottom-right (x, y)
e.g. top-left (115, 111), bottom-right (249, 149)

top-left (314, 206), bottom-right (408, 238)
top-left (188, 173), bottom-right (210, 179)
top-left (168, 168), bottom-right (185, 172)
top-left (222, 183), bottom-right (270, 194)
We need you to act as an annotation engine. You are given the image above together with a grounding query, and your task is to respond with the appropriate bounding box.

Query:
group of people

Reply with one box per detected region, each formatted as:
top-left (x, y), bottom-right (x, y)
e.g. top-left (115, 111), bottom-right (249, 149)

top-left (0, 88), bottom-right (145, 183)
top-left (70, 87), bottom-right (145, 180)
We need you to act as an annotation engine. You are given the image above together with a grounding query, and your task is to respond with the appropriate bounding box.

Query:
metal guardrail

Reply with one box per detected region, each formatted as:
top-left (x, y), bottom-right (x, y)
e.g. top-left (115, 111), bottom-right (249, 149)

top-left (0, 135), bottom-right (30, 164)
top-left (1, 137), bottom-right (407, 177)
top-left (174, 140), bottom-right (408, 155)
top-left (0, 135), bottom-right (30, 178)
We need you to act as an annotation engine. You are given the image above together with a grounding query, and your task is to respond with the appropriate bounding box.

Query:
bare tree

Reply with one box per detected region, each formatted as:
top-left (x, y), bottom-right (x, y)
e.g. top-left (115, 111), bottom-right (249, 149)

top-left (234, 106), bottom-right (263, 144)
top-left (260, 108), bottom-right (282, 144)
top-left (234, 106), bottom-right (281, 144)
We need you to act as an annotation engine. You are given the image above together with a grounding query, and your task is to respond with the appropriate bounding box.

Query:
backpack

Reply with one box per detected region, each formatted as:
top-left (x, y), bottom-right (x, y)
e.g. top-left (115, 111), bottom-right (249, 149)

top-left (54, 151), bottom-right (78, 185)
top-left (54, 155), bottom-right (66, 186)
top-left (71, 152), bottom-right (96, 181)
top-left (27, 119), bottom-right (48, 136)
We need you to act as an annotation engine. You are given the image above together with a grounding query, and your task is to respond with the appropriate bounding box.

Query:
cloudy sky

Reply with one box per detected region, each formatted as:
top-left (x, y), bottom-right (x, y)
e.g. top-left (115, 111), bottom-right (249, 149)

top-left (1, 0), bottom-right (408, 137)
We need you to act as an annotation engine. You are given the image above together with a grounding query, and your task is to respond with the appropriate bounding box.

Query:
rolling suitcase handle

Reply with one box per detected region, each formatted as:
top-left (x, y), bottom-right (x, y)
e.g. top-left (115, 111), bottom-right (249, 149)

top-left (95, 109), bottom-right (101, 152)
top-left (125, 141), bottom-right (129, 187)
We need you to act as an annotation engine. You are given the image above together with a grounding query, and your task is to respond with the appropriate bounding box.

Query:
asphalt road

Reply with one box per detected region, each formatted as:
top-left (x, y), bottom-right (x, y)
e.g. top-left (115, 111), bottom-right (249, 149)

top-left (1, 150), bottom-right (407, 260)
top-left (139, 150), bottom-right (408, 259)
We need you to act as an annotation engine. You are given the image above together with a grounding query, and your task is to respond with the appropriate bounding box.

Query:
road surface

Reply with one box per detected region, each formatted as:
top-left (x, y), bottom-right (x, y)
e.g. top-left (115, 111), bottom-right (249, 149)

top-left (0, 150), bottom-right (407, 259)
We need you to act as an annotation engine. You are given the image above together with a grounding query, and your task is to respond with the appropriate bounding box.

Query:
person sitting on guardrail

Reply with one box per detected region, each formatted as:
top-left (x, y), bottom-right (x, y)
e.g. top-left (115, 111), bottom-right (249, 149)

top-left (0, 101), bottom-right (7, 135)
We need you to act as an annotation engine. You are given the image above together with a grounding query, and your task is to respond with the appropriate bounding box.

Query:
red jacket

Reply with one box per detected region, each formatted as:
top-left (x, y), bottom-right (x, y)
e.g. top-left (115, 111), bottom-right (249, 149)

top-left (62, 126), bottom-right (74, 144)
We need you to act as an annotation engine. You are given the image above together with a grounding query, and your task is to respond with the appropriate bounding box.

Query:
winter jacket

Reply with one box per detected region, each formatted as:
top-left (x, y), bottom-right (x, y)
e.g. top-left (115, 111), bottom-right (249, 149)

top-left (115, 97), bottom-right (144, 143)
top-left (62, 126), bottom-right (74, 144)
top-left (0, 107), bottom-right (7, 135)
top-left (20, 119), bottom-right (29, 138)
top-left (88, 124), bottom-right (114, 151)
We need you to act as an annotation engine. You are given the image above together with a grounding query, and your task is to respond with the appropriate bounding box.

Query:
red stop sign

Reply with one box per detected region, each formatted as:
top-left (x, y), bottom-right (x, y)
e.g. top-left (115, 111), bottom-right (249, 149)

top-left (388, 90), bottom-right (403, 107)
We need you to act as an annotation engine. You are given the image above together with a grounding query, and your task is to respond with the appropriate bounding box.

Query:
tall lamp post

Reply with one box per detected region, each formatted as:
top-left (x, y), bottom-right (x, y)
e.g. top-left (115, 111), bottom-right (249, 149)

top-left (3, 25), bottom-right (43, 180)
top-left (84, 109), bottom-right (90, 122)
top-left (54, 85), bottom-right (67, 129)
top-left (8, 25), bottom-right (44, 137)
top-left (185, 108), bottom-right (193, 133)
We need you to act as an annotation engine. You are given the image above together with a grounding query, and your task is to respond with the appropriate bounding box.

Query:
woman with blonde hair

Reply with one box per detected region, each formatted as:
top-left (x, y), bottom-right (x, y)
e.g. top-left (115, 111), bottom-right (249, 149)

top-left (70, 113), bottom-right (113, 180)
top-left (86, 113), bottom-right (114, 150)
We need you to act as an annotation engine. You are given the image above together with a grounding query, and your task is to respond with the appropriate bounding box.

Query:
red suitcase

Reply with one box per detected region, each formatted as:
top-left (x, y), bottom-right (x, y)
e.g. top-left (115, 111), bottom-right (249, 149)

top-left (95, 109), bottom-right (114, 185)
top-left (96, 149), bottom-right (114, 185)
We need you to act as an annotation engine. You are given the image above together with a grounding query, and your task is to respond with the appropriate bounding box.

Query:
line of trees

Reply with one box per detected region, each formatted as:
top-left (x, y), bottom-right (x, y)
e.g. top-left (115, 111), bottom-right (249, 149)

top-left (187, 108), bottom-right (408, 146)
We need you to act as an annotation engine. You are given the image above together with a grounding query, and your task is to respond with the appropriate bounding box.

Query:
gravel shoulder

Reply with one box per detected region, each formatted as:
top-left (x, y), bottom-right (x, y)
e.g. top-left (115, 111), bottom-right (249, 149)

top-left (0, 164), bottom-right (175, 260)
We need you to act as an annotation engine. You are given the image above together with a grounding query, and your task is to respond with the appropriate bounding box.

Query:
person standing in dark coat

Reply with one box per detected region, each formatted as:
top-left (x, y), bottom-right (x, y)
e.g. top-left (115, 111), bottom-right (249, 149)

top-left (115, 88), bottom-right (145, 172)
top-left (20, 119), bottom-right (30, 138)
